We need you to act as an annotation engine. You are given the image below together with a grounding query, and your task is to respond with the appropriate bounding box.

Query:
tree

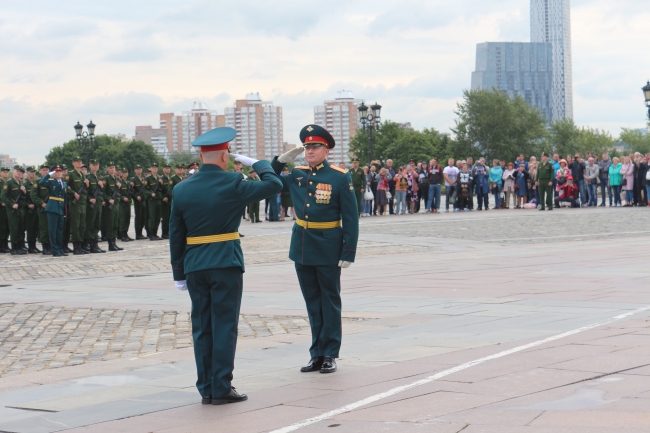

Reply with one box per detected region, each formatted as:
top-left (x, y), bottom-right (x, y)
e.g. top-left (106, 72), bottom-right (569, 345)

top-left (168, 152), bottom-right (201, 168)
top-left (619, 128), bottom-right (650, 155)
top-left (547, 120), bottom-right (616, 157)
top-left (451, 88), bottom-right (547, 163)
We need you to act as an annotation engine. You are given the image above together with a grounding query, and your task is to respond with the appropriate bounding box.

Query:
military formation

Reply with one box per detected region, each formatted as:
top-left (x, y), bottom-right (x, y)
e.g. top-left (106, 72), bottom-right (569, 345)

top-left (0, 158), bottom-right (191, 256)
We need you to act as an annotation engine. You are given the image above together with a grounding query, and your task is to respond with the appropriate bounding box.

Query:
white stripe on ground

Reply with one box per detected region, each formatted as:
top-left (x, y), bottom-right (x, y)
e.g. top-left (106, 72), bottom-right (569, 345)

top-left (269, 305), bottom-right (650, 433)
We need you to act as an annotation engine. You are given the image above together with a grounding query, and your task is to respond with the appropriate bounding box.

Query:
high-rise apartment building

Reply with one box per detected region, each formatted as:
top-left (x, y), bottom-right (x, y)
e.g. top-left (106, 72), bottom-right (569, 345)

top-left (313, 91), bottom-right (362, 165)
top-left (224, 93), bottom-right (283, 160)
top-left (134, 126), bottom-right (169, 157)
top-left (531, 0), bottom-right (573, 120)
top-left (471, 42), bottom-right (553, 120)
top-left (159, 102), bottom-right (225, 153)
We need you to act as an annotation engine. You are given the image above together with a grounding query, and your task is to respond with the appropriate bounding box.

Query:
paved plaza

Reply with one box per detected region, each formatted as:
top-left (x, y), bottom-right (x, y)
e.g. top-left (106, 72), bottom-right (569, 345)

top-left (0, 207), bottom-right (649, 432)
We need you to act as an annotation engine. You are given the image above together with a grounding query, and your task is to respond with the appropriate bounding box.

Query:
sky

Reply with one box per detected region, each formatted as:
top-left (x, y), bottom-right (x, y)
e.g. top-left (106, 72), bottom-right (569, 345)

top-left (1, 0), bottom-right (649, 165)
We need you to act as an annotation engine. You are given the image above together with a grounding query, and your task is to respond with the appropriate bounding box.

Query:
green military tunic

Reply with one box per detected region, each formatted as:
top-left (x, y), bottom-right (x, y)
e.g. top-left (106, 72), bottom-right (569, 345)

top-left (31, 175), bottom-right (50, 247)
top-left (119, 176), bottom-right (131, 237)
top-left (131, 175), bottom-right (146, 237)
top-left (143, 174), bottom-right (162, 237)
top-left (85, 171), bottom-right (104, 242)
top-left (103, 174), bottom-right (121, 240)
top-left (348, 166), bottom-right (365, 214)
top-left (160, 174), bottom-right (173, 238)
top-left (24, 178), bottom-right (39, 244)
top-left (67, 169), bottom-right (88, 243)
top-left (0, 175), bottom-right (10, 249)
top-left (538, 160), bottom-right (554, 210)
top-left (271, 157), bottom-right (359, 359)
top-left (1, 177), bottom-right (27, 247)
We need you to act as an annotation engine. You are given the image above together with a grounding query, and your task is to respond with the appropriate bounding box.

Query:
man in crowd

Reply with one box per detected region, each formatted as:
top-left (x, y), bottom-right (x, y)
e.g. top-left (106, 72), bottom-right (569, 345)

top-left (67, 156), bottom-right (90, 255)
top-left (1, 165), bottom-right (27, 254)
top-left (24, 167), bottom-right (41, 254)
top-left (39, 165), bottom-right (67, 257)
top-left (85, 160), bottom-right (105, 253)
top-left (31, 164), bottom-right (51, 255)
top-left (119, 167), bottom-right (133, 242)
top-left (160, 163), bottom-right (173, 239)
top-left (443, 158), bottom-right (459, 212)
top-left (537, 152), bottom-right (554, 211)
top-left (348, 158), bottom-right (365, 216)
top-left (0, 166), bottom-right (9, 253)
top-left (598, 153), bottom-right (612, 207)
top-left (131, 164), bottom-right (147, 239)
top-left (385, 159), bottom-right (396, 214)
top-left (103, 162), bottom-right (123, 251)
top-left (584, 157), bottom-right (600, 207)
top-left (570, 154), bottom-right (587, 206)
top-left (427, 158), bottom-right (442, 213)
top-left (144, 163), bottom-right (163, 241)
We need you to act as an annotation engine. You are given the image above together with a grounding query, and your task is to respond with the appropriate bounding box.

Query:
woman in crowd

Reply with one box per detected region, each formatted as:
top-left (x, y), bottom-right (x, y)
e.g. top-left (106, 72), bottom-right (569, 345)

top-left (621, 156), bottom-right (635, 206)
top-left (368, 164), bottom-right (378, 216)
top-left (393, 166), bottom-right (408, 215)
top-left (502, 162), bottom-right (516, 209)
top-left (528, 159), bottom-right (539, 204)
top-left (633, 153), bottom-right (648, 206)
top-left (473, 158), bottom-right (490, 211)
top-left (489, 159), bottom-right (503, 209)
top-left (376, 167), bottom-right (391, 216)
top-left (515, 163), bottom-right (529, 208)
top-left (406, 166), bottom-right (419, 214)
top-left (417, 162), bottom-right (429, 213)
top-left (609, 157), bottom-right (623, 207)
top-left (556, 159), bottom-right (571, 179)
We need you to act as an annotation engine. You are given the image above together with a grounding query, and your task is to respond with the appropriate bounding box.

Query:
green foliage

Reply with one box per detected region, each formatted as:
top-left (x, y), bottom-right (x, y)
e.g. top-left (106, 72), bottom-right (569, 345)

top-left (349, 121), bottom-right (447, 166)
top-left (619, 128), bottom-right (650, 155)
top-left (451, 88), bottom-right (548, 163)
top-left (44, 136), bottom-right (165, 172)
top-left (547, 119), bottom-right (615, 157)
top-left (168, 152), bottom-right (201, 168)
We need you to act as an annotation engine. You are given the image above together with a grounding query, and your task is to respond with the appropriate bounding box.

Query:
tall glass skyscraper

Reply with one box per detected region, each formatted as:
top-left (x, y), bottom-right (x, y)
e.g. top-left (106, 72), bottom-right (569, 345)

top-left (531, 0), bottom-right (573, 121)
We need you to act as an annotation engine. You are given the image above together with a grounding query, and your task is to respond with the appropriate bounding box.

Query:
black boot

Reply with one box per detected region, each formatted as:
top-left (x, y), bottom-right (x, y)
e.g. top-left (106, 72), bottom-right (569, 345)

top-left (150, 235), bottom-right (163, 241)
top-left (63, 243), bottom-right (72, 253)
top-left (89, 240), bottom-right (103, 253)
top-left (28, 241), bottom-right (39, 254)
top-left (113, 239), bottom-right (123, 251)
top-left (31, 241), bottom-right (42, 253)
top-left (73, 242), bottom-right (84, 255)
top-left (0, 240), bottom-right (9, 253)
top-left (19, 241), bottom-right (28, 252)
top-left (11, 243), bottom-right (26, 255)
top-left (136, 233), bottom-right (147, 240)
top-left (162, 233), bottom-right (169, 239)
top-left (108, 239), bottom-right (122, 251)
top-left (42, 244), bottom-right (52, 255)
top-left (123, 232), bottom-right (134, 241)
top-left (80, 242), bottom-right (90, 253)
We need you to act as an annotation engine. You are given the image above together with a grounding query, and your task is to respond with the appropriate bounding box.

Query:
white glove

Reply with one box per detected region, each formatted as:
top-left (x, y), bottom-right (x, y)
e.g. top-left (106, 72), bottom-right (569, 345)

top-left (338, 261), bottom-right (352, 269)
top-left (189, 169), bottom-right (196, 175)
top-left (230, 153), bottom-right (258, 167)
top-left (175, 280), bottom-right (188, 291)
top-left (278, 146), bottom-right (304, 163)
top-left (49, 171), bottom-right (56, 176)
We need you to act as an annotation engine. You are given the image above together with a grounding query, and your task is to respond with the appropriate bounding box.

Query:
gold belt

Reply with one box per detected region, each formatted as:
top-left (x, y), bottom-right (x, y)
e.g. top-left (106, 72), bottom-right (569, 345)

top-left (49, 196), bottom-right (64, 202)
top-left (295, 218), bottom-right (341, 230)
top-left (186, 232), bottom-right (240, 245)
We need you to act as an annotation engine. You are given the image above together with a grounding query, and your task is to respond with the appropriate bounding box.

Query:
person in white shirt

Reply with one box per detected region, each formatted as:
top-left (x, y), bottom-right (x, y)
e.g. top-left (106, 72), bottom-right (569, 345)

top-left (443, 158), bottom-right (460, 212)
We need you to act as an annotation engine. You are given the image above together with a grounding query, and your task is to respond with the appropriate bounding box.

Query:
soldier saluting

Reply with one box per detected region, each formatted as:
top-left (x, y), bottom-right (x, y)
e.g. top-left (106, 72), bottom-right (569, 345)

top-left (271, 125), bottom-right (360, 374)
top-left (171, 127), bottom-right (283, 405)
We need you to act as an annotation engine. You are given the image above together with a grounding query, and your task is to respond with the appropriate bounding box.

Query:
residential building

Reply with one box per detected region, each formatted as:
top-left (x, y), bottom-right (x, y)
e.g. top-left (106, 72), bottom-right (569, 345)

top-left (471, 42), bottom-right (553, 120)
top-left (108, 133), bottom-right (129, 142)
top-left (314, 90), bottom-right (362, 165)
top-left (224, 93), bottom-right (283, 160)
top-left (398, 122), bottom-right (413, 131)
top-left (531, 0), bottom-right (573, 120)
top-left (135, 126), bottom-right (169, 157)
top-left (159, 102), bottom-right (226, 153)
top-left (0, 154), bottom-right (18, 167)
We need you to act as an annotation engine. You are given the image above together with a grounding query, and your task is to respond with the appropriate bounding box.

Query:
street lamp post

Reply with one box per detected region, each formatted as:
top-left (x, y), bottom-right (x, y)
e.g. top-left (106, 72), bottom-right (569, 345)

top-left (74, 120), bottom-right (97, 166)
top-left (642, 81), bottom-right (650, 120)
top-left (358, 102), bottom-right (382, 163)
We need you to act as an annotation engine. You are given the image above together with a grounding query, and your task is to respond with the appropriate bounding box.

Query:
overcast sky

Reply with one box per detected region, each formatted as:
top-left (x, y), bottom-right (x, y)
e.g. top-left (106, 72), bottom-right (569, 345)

top-left (1, 0), bottom-right (648, 164)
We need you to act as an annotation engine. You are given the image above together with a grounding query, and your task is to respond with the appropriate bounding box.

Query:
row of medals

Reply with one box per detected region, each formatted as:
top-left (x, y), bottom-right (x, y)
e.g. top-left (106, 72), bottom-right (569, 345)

top-left (315, 184), bottom-right (332, 204)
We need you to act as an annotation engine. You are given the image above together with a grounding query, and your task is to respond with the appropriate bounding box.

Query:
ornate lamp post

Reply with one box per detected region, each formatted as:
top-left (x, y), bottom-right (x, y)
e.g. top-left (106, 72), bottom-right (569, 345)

top-left (358, 102), bottom-right (382, 163)
top-left (643, 81), bottom-right (650, 120)
top-left (74, 120), bottom-right (97, 166)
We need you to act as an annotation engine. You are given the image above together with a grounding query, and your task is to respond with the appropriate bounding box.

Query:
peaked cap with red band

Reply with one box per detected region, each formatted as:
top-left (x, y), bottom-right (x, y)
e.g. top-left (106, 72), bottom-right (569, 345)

top-left (192, 126), bottom-right (236, 152)
top-left (299, 124), bottom-right (336, 149)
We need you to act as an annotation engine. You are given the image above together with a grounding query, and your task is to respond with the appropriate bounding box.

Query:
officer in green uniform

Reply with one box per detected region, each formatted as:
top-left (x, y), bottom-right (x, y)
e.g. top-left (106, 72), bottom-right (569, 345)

top-left (143, 163), bottom-right (163, 240)
top-left (160, 163), bottom-right (173, 239)
top-left (270, 125), bottom-right (360, 374)
top-left (130, 164), bottom-right (146, 240)
top-left (247, 169), bottom-right (261, 223)
top-left (348, 158), bottom-right (365, 215)
top-left (118, 167), bottom-right (133, 242)
top-left (170, 127), bottom-right (283, 405)
top-left (537, 152), bottom-right (554, 211)
top-left (1, 165), bottom-right (28, 254)
top-left (66, 156), bottom-right (89, 255)
top-left (31, 165), bottom-right (51, 255)
top-left (103, 162), bottom-right (123, 251)
top-left (84, 159), bottom-right (105, 253)
top-left (171, 164), bottom-right (183, 189)
top-left (23, 167), bottom-right (41, 254)
top-left (39, 165), bottom-right (68, 257)
top-left (0, 166), bottom-right (11, 253)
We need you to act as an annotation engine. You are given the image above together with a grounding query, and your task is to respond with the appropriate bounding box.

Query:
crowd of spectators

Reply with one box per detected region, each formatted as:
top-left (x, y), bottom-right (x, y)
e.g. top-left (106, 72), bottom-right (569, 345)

top-left (360, 152), bottom-right (650, 215)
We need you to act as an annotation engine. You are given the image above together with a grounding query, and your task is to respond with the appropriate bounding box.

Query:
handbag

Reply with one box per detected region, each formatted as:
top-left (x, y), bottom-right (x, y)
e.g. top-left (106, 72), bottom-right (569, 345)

top-left (385, 190), bottom-right (392, 200)
top-left (364, 189), bottom-right (374, 201)
top-left (621, 167), bottom-right (629, 186)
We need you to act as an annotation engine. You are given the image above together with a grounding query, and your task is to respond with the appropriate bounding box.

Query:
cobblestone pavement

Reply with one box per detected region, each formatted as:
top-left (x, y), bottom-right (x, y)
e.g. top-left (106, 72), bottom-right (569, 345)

top-left (0, 303), bottom-right (368, 377)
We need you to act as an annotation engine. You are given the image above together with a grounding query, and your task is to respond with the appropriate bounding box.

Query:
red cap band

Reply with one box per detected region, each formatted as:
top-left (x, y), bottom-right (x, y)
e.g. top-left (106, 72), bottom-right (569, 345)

top-left (200, 143), bottom-right (229, 152)
top-left (303, 136), bottom-right (329, 147)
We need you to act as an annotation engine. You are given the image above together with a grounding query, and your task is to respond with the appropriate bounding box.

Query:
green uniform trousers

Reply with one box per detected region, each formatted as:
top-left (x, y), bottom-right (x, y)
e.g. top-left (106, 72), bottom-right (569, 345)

top-left (38, 208), bottom-right (49, 245)
top-left (354, 189), bottom-right (362, 214)
top-left (134, 200), bottom-right (146, 236)
top-left (161, 200), bottom-right (171, 236)
top-left (187, 267), bottom-right (243, 399)
top-left (539, 183), bottom-right (554, 210)
top-left (148, 200), bottom-right (161, 235)
top-left (248, 201), bottom-right (260, 223)
top-left (85, 203), bottom-right (101, 241)
top-left (68, 201), bottom-right (87, 242)
top-left (6, 207), bottom-right (25, 243)
top-left (119, 201), bottom-right (131, 234)
top-left (106, 203), bottom-right (119, 239)
top-left (295, 263), bottom-right (342, 358)
top-left (63, 206), bottom-right (71, 244)
top-left (101, 203), bottom-right (109, 239)
top-left (0, 204), bottom-right (9, 241)
top-left (25, 208), bottom-right (39, 242)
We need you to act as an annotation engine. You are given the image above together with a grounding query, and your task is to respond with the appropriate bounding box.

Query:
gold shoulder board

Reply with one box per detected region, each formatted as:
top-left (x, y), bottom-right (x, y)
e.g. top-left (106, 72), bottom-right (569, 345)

top-left (294, 166), bottom-right (309, 170)
top-left (329, 165), bottom-right (347, 174)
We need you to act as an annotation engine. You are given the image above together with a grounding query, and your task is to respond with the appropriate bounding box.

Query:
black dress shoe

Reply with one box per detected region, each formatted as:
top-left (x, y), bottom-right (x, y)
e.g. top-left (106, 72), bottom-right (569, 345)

top-left (211, 387), bottom-right (247, 405)
top-left (136, 234), bottom-right (147, 240)
top-left (320, 357), bottom-right (337, 374)
top-left (201, 396), bottom-right (212, 405)
top-left (300, 356), bottom-right (324, 373)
